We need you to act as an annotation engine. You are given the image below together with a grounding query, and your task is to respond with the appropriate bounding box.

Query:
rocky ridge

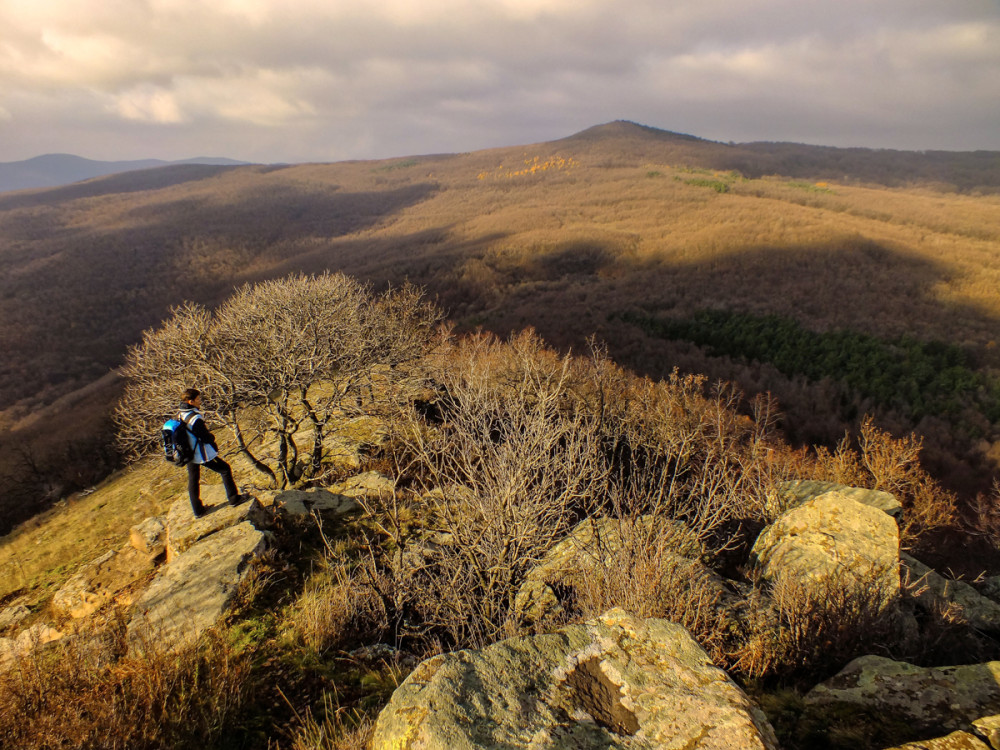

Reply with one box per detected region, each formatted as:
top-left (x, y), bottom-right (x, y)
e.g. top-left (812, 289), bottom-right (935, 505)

top-left (4, 477), bottom-right (1000, 748)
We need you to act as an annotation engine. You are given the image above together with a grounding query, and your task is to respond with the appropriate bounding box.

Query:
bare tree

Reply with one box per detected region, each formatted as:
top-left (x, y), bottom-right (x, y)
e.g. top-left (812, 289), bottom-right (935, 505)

top-left (382, 331), bottom-right (609, 646)
top-left (116, 273), bottom-right (442, 487)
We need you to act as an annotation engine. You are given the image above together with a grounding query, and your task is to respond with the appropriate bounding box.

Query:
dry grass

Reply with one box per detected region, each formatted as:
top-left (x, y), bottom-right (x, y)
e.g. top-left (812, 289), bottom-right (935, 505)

top-left (0, 457), bottom-right (184, 604)
top-left (284, 691), bottom-right (376, 750)
top-left (0, 623), bottom-right (251, 749)
top-left (280, 551), bottom-right (387, 655)
top-left (571, 515), bottom-right (732, 660)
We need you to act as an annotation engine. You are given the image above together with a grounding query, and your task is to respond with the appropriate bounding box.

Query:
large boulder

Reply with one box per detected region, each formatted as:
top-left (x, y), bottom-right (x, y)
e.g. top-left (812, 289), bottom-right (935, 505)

top-left (513, 516), bottom-right (714, 624)
top-left (778, 480), bottom-right (903, 521)
top-left (752, 491), bottom-right (900, 601)
top-left (51, 545), bottom-right (157, 619)
top-left (127, 521), bottom-right (267, 652)
top-left (902, 554), bottom-right (1000, 633)
top-left (806, 655), bottom-right (1000, 732)
top-left (164, 491), bottom-right (269, 562)
top-left (371, 608), bottom-right (779, 750)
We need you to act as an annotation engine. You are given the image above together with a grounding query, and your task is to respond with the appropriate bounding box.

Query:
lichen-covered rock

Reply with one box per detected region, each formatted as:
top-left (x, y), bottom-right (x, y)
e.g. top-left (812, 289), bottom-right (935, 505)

top-left (128, 521), bottom-right (267, 652)
top-left (883, 731), bottom-right (991, 749)
top-left (371, 608), bottom-right (779, 750)
top-left (902, 554), bottom-right (1000, 633)
top-left (806, 655), bottom-right (1000, 732)
top-left (513, 516), bottom-right (713, 623)
top-left (164, 492), bottom-right (269, 562)
top-left (752, 491), bottom-right (900, 601)
top-left (778, 479), bottom-right (903, 521)
top-left (52, 545), bottom-right (156, 619)
top-left (321, 415), bottom-right (389, 472)
top-left (130, 515), bottom-right (167, 558)
top-left (972, 715), bottom-right (1000, 750)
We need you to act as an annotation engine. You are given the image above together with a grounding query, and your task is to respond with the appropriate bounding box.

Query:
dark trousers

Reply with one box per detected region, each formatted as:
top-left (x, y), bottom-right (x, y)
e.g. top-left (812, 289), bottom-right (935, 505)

top-left (187, 457), bottom-right (239, 513)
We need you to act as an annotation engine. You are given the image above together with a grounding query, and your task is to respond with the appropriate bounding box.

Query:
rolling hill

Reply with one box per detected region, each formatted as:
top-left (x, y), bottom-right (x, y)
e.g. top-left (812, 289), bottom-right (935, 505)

top-left (1, 120), bottom-right (999, 531)
top-left (0, 153), bottom-right (250, 193)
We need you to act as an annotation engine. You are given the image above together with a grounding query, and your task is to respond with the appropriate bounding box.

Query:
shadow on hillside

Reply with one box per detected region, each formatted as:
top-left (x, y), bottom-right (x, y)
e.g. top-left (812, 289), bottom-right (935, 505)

top-left (0, 181), bottom-right (440, 407)
top-left (0, 165), bottom-right (247, 211)
top-left (469, 237), bottom-right (997, 358)
top-left (442, 235), bottom-right (1000, 494)
top-left (123, 181), bottom-right (440, 250)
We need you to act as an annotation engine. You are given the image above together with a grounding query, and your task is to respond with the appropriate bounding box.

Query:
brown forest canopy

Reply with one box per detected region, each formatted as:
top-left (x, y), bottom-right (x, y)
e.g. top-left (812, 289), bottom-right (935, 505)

top-left (1, 120), bottom-right (999, 530)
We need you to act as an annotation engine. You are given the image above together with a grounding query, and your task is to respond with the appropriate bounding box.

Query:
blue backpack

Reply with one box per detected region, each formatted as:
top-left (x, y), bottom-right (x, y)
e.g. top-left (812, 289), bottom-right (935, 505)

top-left (161, 414), bottom-right (196, 466)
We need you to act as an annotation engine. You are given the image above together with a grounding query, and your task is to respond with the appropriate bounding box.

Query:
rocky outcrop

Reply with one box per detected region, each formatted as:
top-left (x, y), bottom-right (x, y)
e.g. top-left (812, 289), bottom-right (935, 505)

top-left (513, 516), bottom-right (713, 623)
top-left (752, 491), bottom-right (900, 601)
top-left (164, 489), bottom-right (269, 562)
top-left (982, 577), bottom-right (1000, 605)
top-left (333, 470), bottom-right (395, 499)
top-left (128, 519), bottom-right (267, 653)
top-left (260, 471), bottom-right (391, 516)
top-left (807, 655), bottom-right (1000, 732)
top-left (778, 480), bottom-right (903, 521)
top-left (902, 554), bottom-right (1000, 633)
top-left (371, 608), bottom-right (779, 750)
top-left (321, 416), bottom-right (389, 473)
top-left (51, 545), bottom-right (157, 619)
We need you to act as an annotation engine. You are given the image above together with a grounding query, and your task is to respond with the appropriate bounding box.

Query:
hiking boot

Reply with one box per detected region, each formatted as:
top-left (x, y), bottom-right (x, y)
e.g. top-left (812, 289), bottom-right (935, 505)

top-left (192, 507), bottom-right (207, 518)
top-left (227, 495), bottom-right (245, 507)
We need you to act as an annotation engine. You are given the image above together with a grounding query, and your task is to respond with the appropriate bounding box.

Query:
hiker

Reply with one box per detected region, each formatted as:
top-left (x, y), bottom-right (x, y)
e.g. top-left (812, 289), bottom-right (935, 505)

top-left (179, 387), bottom-right (242, 517)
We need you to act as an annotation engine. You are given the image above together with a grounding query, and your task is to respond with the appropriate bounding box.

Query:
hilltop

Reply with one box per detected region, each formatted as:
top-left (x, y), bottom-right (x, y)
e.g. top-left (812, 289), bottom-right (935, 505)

top-left (1, 120), bottom-right (999, 531)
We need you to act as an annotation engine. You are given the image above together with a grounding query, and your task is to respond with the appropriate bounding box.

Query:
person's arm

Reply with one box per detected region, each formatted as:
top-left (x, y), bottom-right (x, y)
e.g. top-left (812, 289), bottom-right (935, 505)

top-left (188, 414), bottom-right (218, 450)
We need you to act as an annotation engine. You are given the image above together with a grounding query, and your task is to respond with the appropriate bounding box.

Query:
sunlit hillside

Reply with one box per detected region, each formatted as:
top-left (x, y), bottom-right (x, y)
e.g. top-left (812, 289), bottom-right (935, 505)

top-left (1, 121), bottom-right (999, 529)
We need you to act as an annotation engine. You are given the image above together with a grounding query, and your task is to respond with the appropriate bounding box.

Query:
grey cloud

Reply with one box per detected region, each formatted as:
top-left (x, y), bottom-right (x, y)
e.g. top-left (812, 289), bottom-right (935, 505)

top-left (0, 0), bottom-right (997, 161)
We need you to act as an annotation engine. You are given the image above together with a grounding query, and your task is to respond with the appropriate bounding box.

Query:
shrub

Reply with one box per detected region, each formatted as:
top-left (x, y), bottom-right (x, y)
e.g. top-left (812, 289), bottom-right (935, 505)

top-left (362, 330), bottom-right (789, 651)
top-left (384, 331), bottom-right (608, 647)
top-left (571, 513), bottom-right (731, 660)
top-left (729, 567), bottom-right (901, 681)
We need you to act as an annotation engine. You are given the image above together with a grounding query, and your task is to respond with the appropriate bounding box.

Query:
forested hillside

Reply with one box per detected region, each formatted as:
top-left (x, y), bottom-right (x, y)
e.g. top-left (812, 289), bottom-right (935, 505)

top-left (1, 121), bottom-right (999, 530)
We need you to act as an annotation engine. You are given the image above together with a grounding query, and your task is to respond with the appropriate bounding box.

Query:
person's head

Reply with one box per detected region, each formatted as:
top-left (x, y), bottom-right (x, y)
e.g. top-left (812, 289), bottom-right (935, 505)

top-left (182, 387), bottom-right (202, 406)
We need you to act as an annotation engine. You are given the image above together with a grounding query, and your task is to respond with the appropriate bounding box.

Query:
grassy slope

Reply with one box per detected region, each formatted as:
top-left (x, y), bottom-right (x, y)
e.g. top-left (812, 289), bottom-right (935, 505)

top-left (0, 458), bottom-right (184, 606)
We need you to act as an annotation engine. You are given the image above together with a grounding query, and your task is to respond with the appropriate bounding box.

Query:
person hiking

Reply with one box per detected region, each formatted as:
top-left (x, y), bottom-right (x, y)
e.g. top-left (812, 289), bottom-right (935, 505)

top-left (179, 387), bottom-right (243, 517)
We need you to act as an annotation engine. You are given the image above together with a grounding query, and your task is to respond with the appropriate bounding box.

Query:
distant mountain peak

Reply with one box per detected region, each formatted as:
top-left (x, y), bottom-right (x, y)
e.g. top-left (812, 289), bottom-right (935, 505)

top-left (565, 120), bottom-right (708, 143)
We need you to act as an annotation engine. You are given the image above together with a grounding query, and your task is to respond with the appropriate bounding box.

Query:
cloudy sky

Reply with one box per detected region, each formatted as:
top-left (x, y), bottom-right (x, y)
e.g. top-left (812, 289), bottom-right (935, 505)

top-left (0, 0), bottom-right (997, 163)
